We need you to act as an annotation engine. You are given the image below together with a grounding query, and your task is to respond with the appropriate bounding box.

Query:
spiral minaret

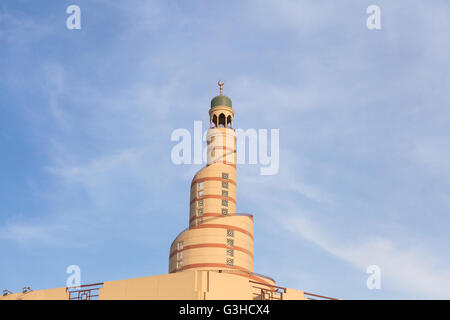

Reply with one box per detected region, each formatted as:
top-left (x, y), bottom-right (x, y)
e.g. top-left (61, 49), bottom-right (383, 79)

top-left (1, 81), bottom-right (314, 300)
top-left (168, 82), bottom-right (273, 285)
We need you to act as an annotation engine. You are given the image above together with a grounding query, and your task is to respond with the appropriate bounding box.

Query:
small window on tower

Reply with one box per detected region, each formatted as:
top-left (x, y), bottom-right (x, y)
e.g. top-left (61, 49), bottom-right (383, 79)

top-left (227, 229), bottom-right (234, 237)
top-left (198, 190), bottom-right (204, 197)
top-left (198, 200), bottom-right (204, 207)
top-left (198, 182), bottom-right (204, 189)
top-left (226, 258), bottom-right (234, 266)
top-left (197, 218), bottom-right (203, 225)
top-left (222, 173), bottom-right (229, 180)
top-left (222, 182), bottom-right (228, 189)
top-left (222, 199), bottom-right (228, 207)
top-left (177, 241), bottom-right (184, 250)
top-left (227, 239), bottom-right (234, 247)
top-left (197, 208), bottom-right (203, 216)
top-left (222, 208), bottom-right (228, 216)
top-left (227, 249), bottom-right (234, 257)
top-left (222, 190), bottom-right (228, 197)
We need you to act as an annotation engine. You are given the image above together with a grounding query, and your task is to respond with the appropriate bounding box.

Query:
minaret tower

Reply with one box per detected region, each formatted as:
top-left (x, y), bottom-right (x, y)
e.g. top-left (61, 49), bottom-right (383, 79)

top-left (169, 82), bottom-right (263, 282)
top-left (0, 81), bottom-right (313, 300)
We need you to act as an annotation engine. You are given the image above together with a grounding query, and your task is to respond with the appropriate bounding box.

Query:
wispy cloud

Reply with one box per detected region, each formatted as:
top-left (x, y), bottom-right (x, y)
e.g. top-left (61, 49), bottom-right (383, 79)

top-left (0, 222), bottom-right (71, 246)
top-left (281, 213), bottom-right (450, 299)
top-left (239, 141), bottom-right (450, 298)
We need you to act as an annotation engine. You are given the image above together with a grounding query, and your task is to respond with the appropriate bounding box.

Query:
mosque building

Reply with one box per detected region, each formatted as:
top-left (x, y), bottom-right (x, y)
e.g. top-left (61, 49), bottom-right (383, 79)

top-left (1, 82), bottom-right (336, 300)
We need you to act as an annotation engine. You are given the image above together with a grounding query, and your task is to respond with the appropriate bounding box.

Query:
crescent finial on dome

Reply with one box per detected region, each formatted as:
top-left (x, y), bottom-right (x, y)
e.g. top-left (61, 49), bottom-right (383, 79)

top-left (218, 80), bottom-right (224, 96)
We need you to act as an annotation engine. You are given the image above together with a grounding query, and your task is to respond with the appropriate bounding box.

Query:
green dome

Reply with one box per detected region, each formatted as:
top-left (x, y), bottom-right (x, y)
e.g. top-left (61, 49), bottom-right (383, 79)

top-left (211, 95), bottom-right (232, 108)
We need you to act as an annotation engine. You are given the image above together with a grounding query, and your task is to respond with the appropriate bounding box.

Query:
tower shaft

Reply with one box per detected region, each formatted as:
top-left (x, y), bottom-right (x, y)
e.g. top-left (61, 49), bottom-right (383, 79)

top-left (169, 86), bottom-right (255, 277)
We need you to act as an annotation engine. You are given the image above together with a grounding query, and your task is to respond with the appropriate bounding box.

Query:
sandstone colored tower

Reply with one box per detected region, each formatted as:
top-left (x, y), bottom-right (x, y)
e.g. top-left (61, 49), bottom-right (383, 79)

top-left (169, 81), bottom-right (258, 280)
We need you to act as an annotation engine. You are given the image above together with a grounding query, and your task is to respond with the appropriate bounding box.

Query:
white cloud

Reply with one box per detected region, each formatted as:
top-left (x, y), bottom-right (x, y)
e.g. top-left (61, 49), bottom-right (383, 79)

top-left (239, 142), bottom-right (450, 298)
top-left (0, 223), bottom-right (71, 246)
top-left (281, 213), bottom-right (450, 298)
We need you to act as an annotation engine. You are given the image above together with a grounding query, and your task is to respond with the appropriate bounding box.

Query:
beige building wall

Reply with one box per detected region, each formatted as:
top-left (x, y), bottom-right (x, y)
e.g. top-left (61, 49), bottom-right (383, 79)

top-left (0, 287), bottom-right (68, 300)
top-left (1, 271), bottom-right (307, 300)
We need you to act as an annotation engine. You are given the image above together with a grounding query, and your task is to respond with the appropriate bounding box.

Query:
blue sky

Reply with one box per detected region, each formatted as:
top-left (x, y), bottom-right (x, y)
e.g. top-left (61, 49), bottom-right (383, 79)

top-left (1, 0), bottom-right (450, 299)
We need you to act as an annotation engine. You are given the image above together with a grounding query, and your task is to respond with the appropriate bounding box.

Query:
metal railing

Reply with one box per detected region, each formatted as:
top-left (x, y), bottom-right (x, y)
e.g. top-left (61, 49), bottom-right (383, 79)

top-left (66, 282), bottom-right (104, 300)
top-left (303, 292), bottom-right (339, 300)
top-left (249, 280), bottom-right (286, 300)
